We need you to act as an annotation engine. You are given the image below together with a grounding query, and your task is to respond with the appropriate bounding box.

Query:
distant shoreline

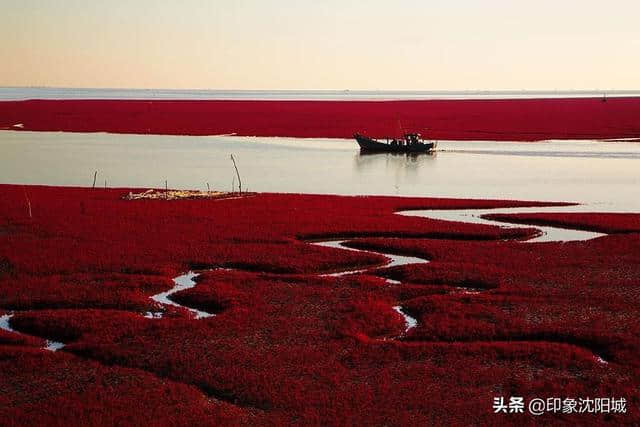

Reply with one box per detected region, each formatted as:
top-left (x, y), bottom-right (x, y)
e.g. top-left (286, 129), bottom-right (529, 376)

top-left (2, 87), bottom-right (640, 101)
top-left (2, 97), bottom-right (640, 141)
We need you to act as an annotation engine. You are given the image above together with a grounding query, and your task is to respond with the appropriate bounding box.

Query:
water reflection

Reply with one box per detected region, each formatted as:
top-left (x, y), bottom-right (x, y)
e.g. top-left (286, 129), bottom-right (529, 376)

top-left (356, 150), bottom-right (436, 166)
top-left (1, 131), bottom-right (639, 211)
top-left (353, 152), bottom-right (438, 194)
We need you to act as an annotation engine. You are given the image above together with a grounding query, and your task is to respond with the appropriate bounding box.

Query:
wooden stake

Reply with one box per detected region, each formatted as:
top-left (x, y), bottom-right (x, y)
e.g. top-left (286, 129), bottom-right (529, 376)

top-left (230, 154), bottom-right (242, 194)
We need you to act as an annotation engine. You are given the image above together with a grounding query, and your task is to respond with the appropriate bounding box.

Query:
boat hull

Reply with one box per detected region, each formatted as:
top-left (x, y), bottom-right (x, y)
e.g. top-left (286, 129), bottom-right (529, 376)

top-left (354, 134), bottom-right (435, 153)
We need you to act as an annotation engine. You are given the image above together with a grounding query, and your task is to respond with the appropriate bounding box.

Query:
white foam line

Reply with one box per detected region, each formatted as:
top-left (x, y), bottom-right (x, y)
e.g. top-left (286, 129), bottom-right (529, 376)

top-left (150, 271), bottom-right (214, 319)
top-left (0, 313), bottom-right (65, 352)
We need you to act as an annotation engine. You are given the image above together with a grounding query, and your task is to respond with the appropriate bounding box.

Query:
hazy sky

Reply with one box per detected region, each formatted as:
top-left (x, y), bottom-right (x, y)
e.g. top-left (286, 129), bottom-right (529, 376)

top-left (1, 0), bottom-right (639, 90)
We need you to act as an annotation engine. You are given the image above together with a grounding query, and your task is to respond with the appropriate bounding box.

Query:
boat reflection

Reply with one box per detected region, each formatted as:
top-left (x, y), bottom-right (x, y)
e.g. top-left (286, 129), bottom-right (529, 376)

top-left (355, 150), bottom-right (437, 169)
top-left (354, 151), bottom-right (438, 194)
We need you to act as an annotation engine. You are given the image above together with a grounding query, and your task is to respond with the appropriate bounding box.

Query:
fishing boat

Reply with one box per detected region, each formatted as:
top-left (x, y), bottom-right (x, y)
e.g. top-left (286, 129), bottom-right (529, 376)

top-left (354, 133), bottom-right (437, 153)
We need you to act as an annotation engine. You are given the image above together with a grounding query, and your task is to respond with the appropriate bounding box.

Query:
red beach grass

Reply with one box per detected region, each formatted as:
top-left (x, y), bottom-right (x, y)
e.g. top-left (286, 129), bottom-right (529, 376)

top-left (0, 184), bottom-right (638, 424)
top-left (2, 97), bottom-right (640, 140)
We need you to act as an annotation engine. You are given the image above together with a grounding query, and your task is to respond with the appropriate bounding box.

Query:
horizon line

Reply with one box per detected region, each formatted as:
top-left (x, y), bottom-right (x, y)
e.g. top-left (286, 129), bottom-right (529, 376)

top-left (2, 86), bottom-right (640, 94)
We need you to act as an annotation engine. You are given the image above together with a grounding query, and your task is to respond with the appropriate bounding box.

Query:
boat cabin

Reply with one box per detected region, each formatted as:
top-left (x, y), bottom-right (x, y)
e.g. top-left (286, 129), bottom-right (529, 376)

top-left (391, 133), bottom-right (422, 146)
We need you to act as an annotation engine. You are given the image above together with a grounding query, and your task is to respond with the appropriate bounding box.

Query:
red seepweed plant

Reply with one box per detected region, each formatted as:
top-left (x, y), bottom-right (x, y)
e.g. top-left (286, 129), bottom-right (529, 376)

top-left (0, 184), bottom-right (638, 424)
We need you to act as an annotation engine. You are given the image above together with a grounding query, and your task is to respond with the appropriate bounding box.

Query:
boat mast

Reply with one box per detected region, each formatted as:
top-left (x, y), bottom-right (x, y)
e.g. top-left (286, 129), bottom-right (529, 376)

top-left (395, 117), bottom-right (405, 138)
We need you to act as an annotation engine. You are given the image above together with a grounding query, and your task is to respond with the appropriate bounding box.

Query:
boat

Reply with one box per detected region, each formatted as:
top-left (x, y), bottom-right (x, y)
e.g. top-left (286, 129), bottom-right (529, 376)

top-left (354, 133), bottom-right (437, 153)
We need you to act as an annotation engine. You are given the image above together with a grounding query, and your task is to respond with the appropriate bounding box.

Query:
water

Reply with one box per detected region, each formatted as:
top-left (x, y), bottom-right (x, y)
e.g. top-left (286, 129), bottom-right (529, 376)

top-left (150, 271), bottom-right (213, 319)
top-left (1, 131), bottom-right (639, 211)
top-left (0, 128), bottom-right (633, 360)
top-left (0, 313), bottom-right (65, 351)
top-left (2, 87), bottom-right (640, 101)
top-left (312, 240), bottom-right (428, 277)
top-left (400, 207), bottom-right (606, 243)
top-left (392, 306), bottom-right (418, 334)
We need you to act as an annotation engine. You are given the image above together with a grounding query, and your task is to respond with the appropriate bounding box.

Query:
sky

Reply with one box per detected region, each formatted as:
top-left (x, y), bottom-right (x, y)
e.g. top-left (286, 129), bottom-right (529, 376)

top-left (1, 0), bottom-right (639, 90)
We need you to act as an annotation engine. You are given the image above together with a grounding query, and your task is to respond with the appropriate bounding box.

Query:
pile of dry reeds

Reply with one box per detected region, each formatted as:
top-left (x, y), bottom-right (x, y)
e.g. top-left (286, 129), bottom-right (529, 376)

top-left (124, 189), bottom-right (228, 201)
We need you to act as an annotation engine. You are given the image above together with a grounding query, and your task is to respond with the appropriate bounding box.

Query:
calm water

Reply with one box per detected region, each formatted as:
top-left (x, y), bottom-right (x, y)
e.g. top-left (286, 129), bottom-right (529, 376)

top-left (2, 87), bottom-right (640, 101)
top-left (1, 130), bottom-right (639, 211)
